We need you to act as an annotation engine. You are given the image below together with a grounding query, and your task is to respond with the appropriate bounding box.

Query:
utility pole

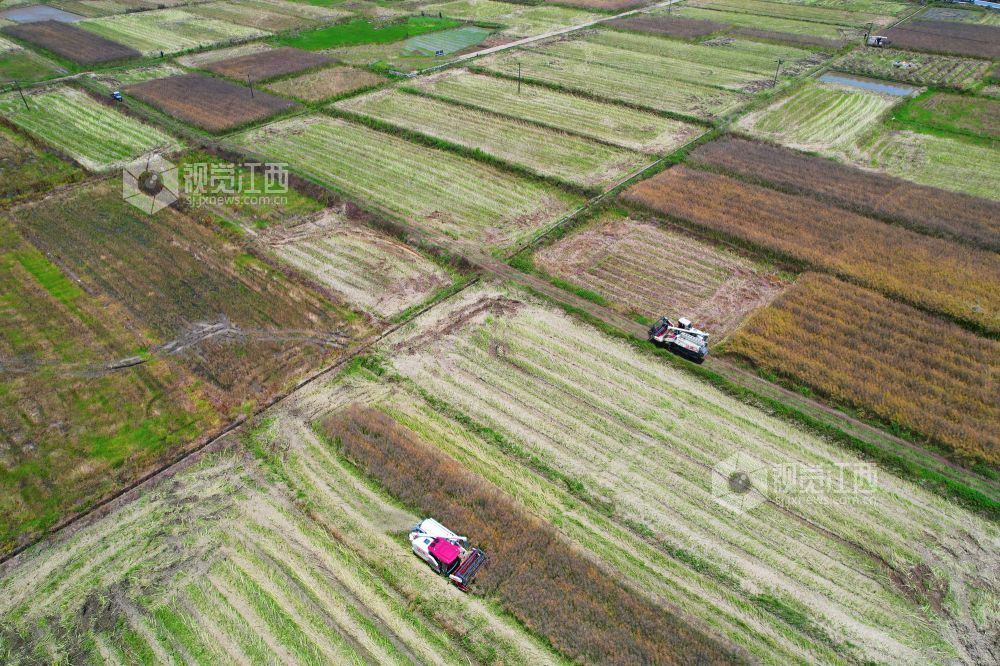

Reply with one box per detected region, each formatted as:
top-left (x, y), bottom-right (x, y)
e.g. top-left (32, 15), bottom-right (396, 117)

top-left (248, 74), bottom-right (254, 98)
top-left (773, 58), bottom-right (783, 85)
top-left (14, 80), bottom-right (28, 110)
top-left (864, 22), bottom-right (872, 44)
top-left (517, 62), bottom-right (521, 94)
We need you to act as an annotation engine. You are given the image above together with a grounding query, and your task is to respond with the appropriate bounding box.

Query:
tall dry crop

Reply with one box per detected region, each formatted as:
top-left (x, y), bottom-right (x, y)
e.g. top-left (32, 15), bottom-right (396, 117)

top-left (623, 166), bottom-right (1000, 333)
top-left (323, 404), bottom-right (743, 666)
top-left (725, 273), bottom-right (1000, 466)
top-left (690, 137), bottom-right (1000, 251)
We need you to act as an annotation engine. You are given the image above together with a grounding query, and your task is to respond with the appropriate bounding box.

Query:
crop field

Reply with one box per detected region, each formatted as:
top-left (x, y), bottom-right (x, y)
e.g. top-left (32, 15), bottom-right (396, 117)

top-left (174, 41), bottom-right (273, 67)
top-left (474, 48), bottom-right (749, 118)
top-left (738, 80), bottom-right (897, 153)
top-left (725, 272), bottom-right (1000, 466)
top-left (0, 124), bottom-right (80, 200)
top-left (534, 211), bottom-right (784, 334)
top-left (85, 62), bottom-right (185, 94)
top-left (265, 65), bottom-right (384, 102)
top-left (684, 0), bottom-right (897, 27)
top-left (408, 70), bottom-right (703, 154)
top-left (275, 16), bottom-right (460, 51)
top-left (690, 137), bottom-right (1000, 251)
top-left (665, 6), bottom-right (854, 44)
top-left (80, 8), bottom-right (267, 56)
top-left (291, 284), bottom-right (1000, 664)
top-left (553, 0), bottom-right (649, 10)
top-left (9, 179), bottom-right (367, 415)
top-left (419, 0), bottom-right (602, 37)
top-left (0, 436), bottom-right (559, 664)
top-left (336, 89), bottom-right (650, 189)
top-left (230, 116), bottom-right (582, 249)
top-left (895, 91), bottom-right (1000, 140)
top-left (754, 0), bottom-right (911, 14)
top-left (185, 0), bottom-right (346, 32)
top-left (884, 20), bottom-right (1000, 59)
top-left (608, 14), bottom-right (725, 38)
top-left (859, 129), bottom-right (1000, 201)
top-left (834, 47), bottom-right (991, 90)
top-left (127, 73), bottom-right (297, 132)
top-left (259, 210), bottom-right (452, 319)
top-left (624, 166), bottom-right (1000, 333)
top-left (0, 86), bottom-right (179, 171)
top-left (0, 41), bottom-right (61, 83)
top-left (2, 19), bottom-right (138, 63)
top-left (0, 216), bottom-right (218, 550)
top-left (203, 46), bottom-right (333, 82)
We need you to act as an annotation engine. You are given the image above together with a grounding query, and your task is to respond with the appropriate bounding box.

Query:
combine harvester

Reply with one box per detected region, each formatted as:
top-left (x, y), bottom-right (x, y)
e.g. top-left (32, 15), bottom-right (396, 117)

top-left (409, 518), bottom-right (488, 592)
top-left (648, 316), bottom-right (710, 363)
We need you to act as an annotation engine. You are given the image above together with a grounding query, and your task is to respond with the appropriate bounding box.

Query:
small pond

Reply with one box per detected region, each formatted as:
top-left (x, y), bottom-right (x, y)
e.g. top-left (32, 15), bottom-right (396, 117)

top-left (819, 72), bottom-right (919, 97)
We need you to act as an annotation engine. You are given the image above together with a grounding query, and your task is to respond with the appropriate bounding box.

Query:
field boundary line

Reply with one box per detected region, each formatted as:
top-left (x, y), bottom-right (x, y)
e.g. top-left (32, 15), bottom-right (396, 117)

top-left (0, 276), bottom-right (481, 568)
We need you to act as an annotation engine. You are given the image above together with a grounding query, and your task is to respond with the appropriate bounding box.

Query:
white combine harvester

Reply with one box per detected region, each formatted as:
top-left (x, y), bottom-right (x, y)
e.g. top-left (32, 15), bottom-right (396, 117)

top-left (409, 518), bottom-right (488, 592)
top-left (648, 316), bottom-right (710, 363)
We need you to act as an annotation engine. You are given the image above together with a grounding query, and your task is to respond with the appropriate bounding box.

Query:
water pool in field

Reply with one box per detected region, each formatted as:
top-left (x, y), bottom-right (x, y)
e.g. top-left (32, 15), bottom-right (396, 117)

top-left (819, 72), bottom-right (919, 96)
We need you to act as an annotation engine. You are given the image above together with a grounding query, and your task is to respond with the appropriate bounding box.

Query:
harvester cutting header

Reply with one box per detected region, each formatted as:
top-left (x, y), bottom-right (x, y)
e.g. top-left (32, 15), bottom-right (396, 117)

top-left (409, 518), bottom-right (488, 592)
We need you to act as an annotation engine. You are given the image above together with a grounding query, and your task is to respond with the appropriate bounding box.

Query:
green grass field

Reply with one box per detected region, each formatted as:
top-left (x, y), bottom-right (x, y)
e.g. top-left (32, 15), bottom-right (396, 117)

top-left (230, 116), bottom-right (582, 248)
top-left (0, 86), bottom-right (180, 171)
top-left (335, 88), bottom-right (650, 188)
top-left (275, 16), bottom-right (460, 50)
top-left (0, 124), bottom-right (81, 200)
top-left (409, 70), bottom-right (704, 153)
top-left (0, 44), bottom-right (62, 84)
top-left (893, 91), bottom-right (1000, 140)
top-left (81, 8), bottom-right (267, 56)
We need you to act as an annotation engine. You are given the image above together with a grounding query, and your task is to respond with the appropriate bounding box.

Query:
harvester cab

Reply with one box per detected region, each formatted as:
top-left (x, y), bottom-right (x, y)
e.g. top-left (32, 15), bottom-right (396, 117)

top-left (649, 316), bottom-right (710, 363)
top-left (409, 518), bottom-right (488, 592)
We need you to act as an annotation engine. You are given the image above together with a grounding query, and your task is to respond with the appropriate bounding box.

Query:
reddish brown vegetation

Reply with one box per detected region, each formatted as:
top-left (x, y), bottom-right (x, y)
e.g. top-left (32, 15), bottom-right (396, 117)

top-left (885, 20), bottom-right (1000, 59)
top-left (726, 273), bottom-right (1000, 466)
top-left (324, 404), bottom-right (741, 666)
top-left (552, 0), bottom-right (650, 10)
top-left (690, 137), bottom-right (1000, 251)
top-left (608, 15), bottom-right (723, 37)
top-left (127, 74), bottom-right (297, 132)
top-left (203, 47), bottom-right (333, 83)
top-left (624, 166), bottom-right (1000, 333)
top-left (2, 21), bottom-right (138, 64)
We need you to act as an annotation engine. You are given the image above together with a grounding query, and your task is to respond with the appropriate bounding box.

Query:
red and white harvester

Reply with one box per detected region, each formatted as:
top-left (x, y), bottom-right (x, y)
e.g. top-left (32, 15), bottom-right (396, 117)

top-left (409, 518), bottom-right (488, 592)
top-left (648, 316), bottom-right (710, 363)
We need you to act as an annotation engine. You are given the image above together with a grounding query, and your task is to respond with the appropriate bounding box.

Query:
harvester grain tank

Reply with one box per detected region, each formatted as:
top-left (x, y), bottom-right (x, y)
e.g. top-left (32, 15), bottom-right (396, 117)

top-left (409, 518), bottom-right (488, 592)
top-left (648, 316), bottom-right (710, 363)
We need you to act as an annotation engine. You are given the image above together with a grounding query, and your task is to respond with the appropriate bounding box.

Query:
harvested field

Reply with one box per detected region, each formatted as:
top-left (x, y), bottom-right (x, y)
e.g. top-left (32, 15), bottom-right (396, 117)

top-left (624, 166), bottom-right (1000, 332)
top-left (607, 15), bottom-right (725, 38)
top-left (686, 0), bottom-right (896, 26)
top-left (665, 6), bottom-right (852, 44)
top-left (80, 8), bottom-right (266, 56)
top-left (336, 89), bottom-right (650, 189)
top-left (260, 210), bottom-right (452, 318)
top-left (885, 20), bottom-right (1000, 59)
top-left (230, 116), bottom-right (582, 249)
top-left (127, 74), bottom-right (297, 132)
top-left (0, 86), bottom-right (178, 171)
top-left (264, 65), bottom-right (384, 102)
top-left (859, 129), bottom-right (1000, 201)
top-left (409, 69), bottom-right (702, 154)
top-left (419, 0), bottom-right (601, 37)
top-left (2, 19), bottom-right (137, 63)
top-left (0, 123), bottom-right (80, 199)
top-left (184, 0), bottom-right (344, 32)
top-left (896, 91), bottom-right (1000, 140)
top-left (174, 41), bottom-right (272, 68)
top-left (726, 273), bottom-right (1000, 466)
top-left (0, 436), bottom-right (558, 664)
top-left (739, 80), bottom-right (897, 153)
top-left (834, 47), bottom-right (990, 90)
top-left (474, 48), bottom-right (748, 119)
top-left (326, 404), bottom-right (741, 665)
top-left (689, 137), bottom-right (1000, 251)
top-left (86, 62), bottom-right (184, 93)
top-left (9, 179), bottom-right (367, 416)
top-left (313, 284), bottom-right (1000, 664)
top-left (552, 0), bottom-right (650, 10)
top-left (203, 46), bottom-right (332, 82)
top-left (534, 211), bottom-right (784, 335)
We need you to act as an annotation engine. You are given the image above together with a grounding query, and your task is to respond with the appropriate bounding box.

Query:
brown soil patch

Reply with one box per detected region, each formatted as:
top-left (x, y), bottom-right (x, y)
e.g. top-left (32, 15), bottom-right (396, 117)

top-left (204, 47), bottom-right (333, 83)
top-left (2, 20), bottom-right (138, 64)
top-left (127, 73), bottom-right (298, 132)
top-left (885, 20), bottom-right (1000, 59)
top-left (607, 15), bottom-right (724, 38)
